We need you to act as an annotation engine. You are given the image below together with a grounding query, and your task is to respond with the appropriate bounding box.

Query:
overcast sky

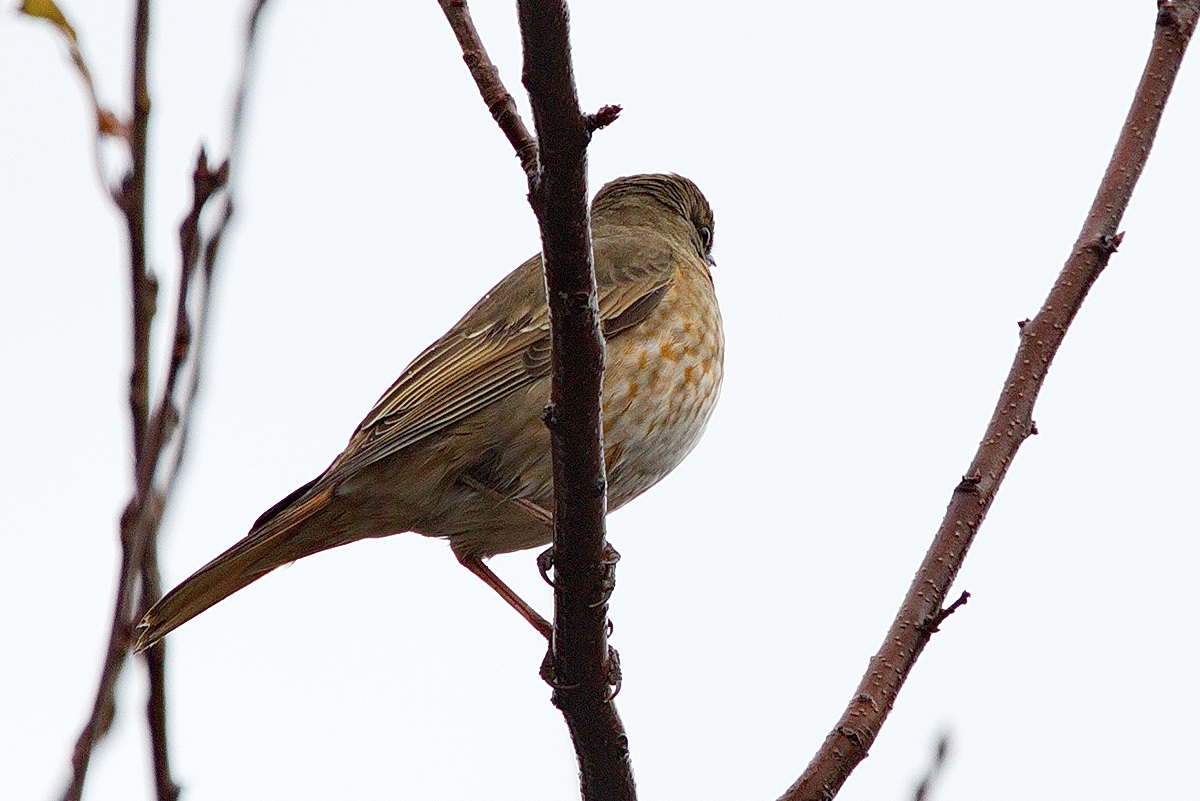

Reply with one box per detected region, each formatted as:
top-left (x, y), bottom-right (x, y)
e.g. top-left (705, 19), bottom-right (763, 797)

top-left (3, 2), bottom-right (1198, 800)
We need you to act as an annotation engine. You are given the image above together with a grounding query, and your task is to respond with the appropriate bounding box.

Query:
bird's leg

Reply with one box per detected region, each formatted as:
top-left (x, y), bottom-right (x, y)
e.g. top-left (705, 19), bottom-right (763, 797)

top-left (454, 475), bottom-right (554, 637)
top-left (455, 552), bottom-right (552, 640)
top-left (458, 474), bottom-right (553, 524)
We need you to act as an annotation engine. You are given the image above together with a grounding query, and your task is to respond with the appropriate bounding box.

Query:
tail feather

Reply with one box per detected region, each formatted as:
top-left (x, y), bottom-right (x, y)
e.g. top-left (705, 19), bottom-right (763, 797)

top-left (134, 484), bottom-right (335, 652)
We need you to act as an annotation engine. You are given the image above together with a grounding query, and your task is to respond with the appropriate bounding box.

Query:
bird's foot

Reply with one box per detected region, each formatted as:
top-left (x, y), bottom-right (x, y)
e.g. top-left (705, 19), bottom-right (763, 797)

top-left (589, 543), bottom-right (621, 609)
top-left (537, 546), bottom-right (555, 586)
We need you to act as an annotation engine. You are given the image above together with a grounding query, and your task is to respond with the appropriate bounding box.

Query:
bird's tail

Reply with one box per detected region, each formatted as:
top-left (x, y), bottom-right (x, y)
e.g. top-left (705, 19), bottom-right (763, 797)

top-left (134, 481), bottom-right (335, 652)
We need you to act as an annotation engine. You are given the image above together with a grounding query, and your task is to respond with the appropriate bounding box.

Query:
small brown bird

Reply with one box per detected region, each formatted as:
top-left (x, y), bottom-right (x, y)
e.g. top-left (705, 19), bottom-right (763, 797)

top-left (136, 173), bottom-right (723, 650)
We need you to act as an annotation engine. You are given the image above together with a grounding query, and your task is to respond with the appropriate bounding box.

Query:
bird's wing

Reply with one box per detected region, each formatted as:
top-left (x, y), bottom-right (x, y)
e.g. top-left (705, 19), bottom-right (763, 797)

top-left (327, 232), bottom-right (676, 479)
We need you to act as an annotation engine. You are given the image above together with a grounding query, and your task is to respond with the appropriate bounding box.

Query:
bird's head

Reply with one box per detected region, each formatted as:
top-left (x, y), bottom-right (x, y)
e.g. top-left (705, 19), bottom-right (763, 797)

top-left (592, 173), bottom-right (715, 266)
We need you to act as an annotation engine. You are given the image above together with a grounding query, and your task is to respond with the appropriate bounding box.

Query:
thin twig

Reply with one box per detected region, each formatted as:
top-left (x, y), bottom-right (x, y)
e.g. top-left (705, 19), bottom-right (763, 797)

top-left (781, 5), bottom-right (1200, 799)
top-left (918, 591), bottom-right (970, 635)
top-left (162, 0), bottom-right (268, 496)
top-left (437, 0), bottom-right (539, 179)
top-left (59, 1), bottom-right (272, 798)
top-left (911, 733), bottom-right (951, 801)
top-left (61, 2), bottom-right (154, 797)
top-left (122, 0), bottom-right (154, 478)
top-left (129, 149), bottom-right (227, 801)
top-left (17, 0), bottom-right (132, 189)
top-left (136, 0), bottom-right (270, 794)
top-left (139, 510), bottom-right (177, 801)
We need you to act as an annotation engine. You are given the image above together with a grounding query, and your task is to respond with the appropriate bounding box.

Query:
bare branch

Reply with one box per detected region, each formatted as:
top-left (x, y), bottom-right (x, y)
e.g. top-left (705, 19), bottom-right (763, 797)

top-left (17, 0), bottom-right (132, 186)
top-left (584, 103), bottom-right (622, 134)
top-left (161, 0), bottom-right (267, 498)
top-left (918, 591), bottom-right (970, 636)
top-left (515, 2), bottom-right (634, 799)
top-left (120, 0), bottom-right (154, 477)
top-left (437, 0), bottom-right (539, 179)
top-left (139, 516), bottom-right (178, 801)
top-left (782, 5), bottom-right (1200, 799)
top-left (60, 1), bottom-right (272, 798)
top-left (911, 733), bottom-right (951, 801)
top-left (60, 2), bottom-right (154, 796)
top-left (438, 1), bottom-right (631, 797)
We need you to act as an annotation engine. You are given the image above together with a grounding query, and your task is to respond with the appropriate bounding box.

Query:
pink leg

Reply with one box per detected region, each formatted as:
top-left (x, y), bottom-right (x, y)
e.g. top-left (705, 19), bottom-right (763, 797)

top-left (456, 553), bottom-right (552, 640)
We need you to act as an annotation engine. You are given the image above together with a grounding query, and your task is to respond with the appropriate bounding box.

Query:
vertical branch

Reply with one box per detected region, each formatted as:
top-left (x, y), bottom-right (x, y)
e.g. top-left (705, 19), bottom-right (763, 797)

top-left (123, 0), bottom-right (154, 474)
top-left (437, 1), bottom-right (632, 797)
top-left (782, 4), bottom-right (1199, 799)
top-left (62, 3), bottom-right (155, 798)
top-left (516, 3), bottom-right (634, 800)
top-left (134, 0), bottom-right (269, 796)
top-left (138, 498), bottom-right (176, 801)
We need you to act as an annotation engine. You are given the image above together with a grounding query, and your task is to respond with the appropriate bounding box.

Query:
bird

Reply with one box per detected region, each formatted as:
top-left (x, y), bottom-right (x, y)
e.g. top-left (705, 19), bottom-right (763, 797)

top-left (135, 173), bottom-right (723, 651)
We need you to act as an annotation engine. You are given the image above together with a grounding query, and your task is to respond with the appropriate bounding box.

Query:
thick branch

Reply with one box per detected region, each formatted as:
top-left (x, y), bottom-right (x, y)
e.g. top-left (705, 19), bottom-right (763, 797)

top-left (438, 1), bottom-right (631, 797)
top-left (782, 5), bottom-right (1199, 799)
top-left (516, 3), bottom-right (634, 800)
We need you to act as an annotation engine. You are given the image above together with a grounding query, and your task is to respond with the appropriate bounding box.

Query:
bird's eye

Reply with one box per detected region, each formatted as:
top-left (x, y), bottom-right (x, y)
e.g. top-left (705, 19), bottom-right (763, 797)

top-left (698, 225), bottom-right (713, 250)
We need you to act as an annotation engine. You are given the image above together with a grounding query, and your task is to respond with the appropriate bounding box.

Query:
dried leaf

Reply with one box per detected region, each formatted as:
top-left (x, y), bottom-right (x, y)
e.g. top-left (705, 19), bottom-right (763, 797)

top-left (18, 0), bottom-right (78, 44)
top-left (96, 108), bottom-right (130, 140)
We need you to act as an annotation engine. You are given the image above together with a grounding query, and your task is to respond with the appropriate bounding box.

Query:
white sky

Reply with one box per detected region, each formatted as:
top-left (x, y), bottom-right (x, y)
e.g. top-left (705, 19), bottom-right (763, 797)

top-left (3, 1), bottom-right (1198, 799)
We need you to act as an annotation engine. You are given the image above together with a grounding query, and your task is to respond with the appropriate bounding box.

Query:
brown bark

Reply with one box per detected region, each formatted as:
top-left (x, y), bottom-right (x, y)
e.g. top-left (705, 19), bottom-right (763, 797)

top-left (782, 4), bottom-right (1200, 798)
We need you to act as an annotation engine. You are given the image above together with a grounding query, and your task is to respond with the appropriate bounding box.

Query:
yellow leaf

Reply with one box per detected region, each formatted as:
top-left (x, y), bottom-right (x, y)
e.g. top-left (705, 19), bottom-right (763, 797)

top-left (18, 0), bottom-right (78, 44)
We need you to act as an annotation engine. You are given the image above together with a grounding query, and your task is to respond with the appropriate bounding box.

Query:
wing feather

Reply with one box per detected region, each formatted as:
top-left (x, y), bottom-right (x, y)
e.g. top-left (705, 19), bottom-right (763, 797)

top-left (328, 231), bottom-right (675, 478)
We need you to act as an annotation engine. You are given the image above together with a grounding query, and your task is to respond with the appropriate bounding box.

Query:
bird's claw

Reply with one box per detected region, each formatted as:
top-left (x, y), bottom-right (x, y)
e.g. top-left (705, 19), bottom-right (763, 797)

top-left (587, 543), bottom-right (621, 608)
top-left (606, 645), bottom-right (623, 700)
top-left (537, 546), bottom-right (555, 586)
